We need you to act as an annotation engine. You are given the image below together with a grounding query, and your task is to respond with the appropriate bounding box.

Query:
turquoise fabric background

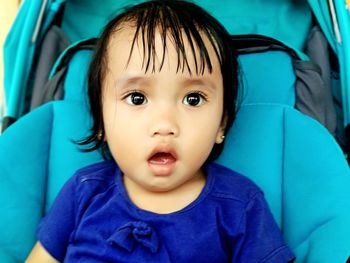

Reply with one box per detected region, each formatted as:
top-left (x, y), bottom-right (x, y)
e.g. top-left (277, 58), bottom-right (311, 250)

top-left (62, 0), bottom-right (312, 53)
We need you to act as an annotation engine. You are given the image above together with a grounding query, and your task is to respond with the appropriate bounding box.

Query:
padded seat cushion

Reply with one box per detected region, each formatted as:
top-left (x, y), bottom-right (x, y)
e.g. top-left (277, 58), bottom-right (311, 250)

top-left (217, 103), bottom-right (350, 262)
top-left (0, 104), bottom-right (53, 261)
top-left (46, 101), bottom-right (103, 211)
top-left (1, 39), bottom-right (350, 263)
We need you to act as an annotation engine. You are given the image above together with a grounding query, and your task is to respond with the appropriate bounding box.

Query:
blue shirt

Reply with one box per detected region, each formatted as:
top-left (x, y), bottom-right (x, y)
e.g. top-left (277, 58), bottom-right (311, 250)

top-left (37, 161), bottom-right (295, 262)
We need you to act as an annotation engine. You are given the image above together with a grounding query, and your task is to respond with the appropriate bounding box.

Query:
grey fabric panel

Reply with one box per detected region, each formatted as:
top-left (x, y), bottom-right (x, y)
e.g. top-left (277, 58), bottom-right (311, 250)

top-left (331, 71), bottom-right (346, 146)
top-left (30, 25), bottom-right (70, 110)
top-left (295, 25), bottom-right (337, 136)
top-left (40, 68), bottom-right (66, 106)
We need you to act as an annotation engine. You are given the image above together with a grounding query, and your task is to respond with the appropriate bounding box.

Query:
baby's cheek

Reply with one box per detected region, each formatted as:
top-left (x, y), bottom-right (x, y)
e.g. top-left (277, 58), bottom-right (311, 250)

top-left (185, 131), bottom-right (216, 161)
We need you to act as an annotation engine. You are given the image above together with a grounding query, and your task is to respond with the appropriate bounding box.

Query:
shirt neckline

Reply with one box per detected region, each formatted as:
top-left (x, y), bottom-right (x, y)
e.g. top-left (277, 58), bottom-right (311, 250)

top-left (114, 164), bottom-right (215, 218)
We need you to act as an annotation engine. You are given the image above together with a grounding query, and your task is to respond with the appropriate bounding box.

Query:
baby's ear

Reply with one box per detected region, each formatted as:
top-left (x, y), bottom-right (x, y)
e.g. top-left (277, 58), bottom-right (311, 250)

top-left (215, 114), bottom-right (227, 144)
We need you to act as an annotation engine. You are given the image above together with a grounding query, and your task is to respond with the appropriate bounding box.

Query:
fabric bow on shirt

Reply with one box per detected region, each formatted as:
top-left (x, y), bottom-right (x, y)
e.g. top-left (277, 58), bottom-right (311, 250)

top-left (107, 221), bottom-right (159, 253)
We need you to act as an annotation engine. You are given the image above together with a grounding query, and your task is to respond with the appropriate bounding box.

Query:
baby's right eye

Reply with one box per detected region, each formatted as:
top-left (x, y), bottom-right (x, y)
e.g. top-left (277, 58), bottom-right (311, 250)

top-left (125, 92), bottom-right (148, 105)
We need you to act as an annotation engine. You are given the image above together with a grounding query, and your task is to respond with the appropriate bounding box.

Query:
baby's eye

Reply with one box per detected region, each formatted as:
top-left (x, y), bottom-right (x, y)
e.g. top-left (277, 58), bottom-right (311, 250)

top-left (125, 92), bottom-right (147, 105)
top-left (183, 92), bottom-right (206, 107)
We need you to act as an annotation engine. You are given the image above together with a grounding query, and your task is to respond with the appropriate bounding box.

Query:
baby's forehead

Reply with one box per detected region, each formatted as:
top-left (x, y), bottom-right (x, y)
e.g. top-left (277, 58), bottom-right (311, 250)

top-left (105, 25), bottom-right (221, 76)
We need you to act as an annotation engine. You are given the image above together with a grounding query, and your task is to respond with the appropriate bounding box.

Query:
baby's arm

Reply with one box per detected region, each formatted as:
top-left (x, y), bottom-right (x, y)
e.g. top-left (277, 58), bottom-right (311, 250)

top-left (26, 241), bottom-right (59, 263)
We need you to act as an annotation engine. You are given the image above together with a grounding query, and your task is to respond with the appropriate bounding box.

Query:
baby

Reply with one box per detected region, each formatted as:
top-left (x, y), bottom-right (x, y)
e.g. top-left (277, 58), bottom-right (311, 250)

top-left (26, 1), bottom-right (295, 262)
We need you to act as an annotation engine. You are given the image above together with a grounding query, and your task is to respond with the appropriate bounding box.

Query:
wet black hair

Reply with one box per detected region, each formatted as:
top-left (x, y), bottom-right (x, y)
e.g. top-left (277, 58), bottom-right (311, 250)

top-left (79, 0), bottom-right (239, 162)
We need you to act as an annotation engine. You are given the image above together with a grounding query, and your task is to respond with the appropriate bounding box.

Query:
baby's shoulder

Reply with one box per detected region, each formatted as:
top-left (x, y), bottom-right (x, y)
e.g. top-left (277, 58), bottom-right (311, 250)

top-left (69, 160), bottom-right (118, 194)
top-left (75, 160), bottom-right (117, 181)
top-left (206, 163), bottom-right (263, 205)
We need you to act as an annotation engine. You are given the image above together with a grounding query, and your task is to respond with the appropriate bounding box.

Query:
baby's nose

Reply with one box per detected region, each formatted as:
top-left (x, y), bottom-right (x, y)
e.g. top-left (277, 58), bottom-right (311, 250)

top-left (149, 109), bottom-right (179, 137)
top-left (152, 125), bottom-right (178, 137)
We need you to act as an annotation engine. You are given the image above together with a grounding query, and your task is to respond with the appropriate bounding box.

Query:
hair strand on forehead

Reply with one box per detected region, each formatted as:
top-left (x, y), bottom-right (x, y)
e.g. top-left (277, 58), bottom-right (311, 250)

top-left (123, 1), bottom-right (218, 75)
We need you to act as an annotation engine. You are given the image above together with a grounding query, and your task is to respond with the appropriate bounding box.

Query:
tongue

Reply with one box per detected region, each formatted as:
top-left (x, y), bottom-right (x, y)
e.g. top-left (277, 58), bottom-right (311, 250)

top-left (149, 153), bottom-right (176, 165)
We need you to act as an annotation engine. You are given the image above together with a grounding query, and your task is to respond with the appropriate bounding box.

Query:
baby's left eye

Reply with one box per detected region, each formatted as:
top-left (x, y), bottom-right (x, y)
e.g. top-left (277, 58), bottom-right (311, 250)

top-left (183, 92), bottom-right (206, 107)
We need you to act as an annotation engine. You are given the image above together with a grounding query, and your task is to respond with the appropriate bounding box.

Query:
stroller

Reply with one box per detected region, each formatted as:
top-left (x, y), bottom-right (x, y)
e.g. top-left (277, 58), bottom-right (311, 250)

top-left (1, 0), bottom-right (350, 262)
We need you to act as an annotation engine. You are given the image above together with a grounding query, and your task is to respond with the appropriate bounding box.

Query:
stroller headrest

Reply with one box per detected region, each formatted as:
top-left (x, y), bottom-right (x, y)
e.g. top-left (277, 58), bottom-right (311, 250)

top-left (238, 50), bottom-right (296, 107)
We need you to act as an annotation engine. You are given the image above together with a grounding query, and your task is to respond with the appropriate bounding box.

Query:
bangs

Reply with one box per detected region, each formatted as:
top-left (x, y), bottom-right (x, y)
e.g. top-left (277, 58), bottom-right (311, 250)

top-left (115, 1), bottom-right (224, 75)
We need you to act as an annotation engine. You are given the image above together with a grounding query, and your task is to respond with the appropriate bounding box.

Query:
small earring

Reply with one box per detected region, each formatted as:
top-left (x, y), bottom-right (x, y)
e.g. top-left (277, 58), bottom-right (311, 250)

top-left (216, 134), bottom-right (225, 144)
top-left (97, 131), bottom-right (103, 141)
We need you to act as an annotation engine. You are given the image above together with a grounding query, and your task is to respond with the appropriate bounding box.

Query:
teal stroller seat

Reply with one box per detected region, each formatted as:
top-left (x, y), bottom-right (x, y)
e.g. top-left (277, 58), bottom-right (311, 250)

top-left (0, 40), bottom-right (349, 262)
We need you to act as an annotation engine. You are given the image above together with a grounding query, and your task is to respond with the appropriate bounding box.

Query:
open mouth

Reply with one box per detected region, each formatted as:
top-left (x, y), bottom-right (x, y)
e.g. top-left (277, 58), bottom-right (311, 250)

top-left (148, 152), bottom-right (177, 165)
top-left (147, 149), bottom-right (177, 176)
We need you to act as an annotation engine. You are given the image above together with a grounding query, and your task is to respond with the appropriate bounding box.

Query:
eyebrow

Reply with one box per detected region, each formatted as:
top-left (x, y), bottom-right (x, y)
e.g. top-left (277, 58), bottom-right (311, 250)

top-left (181, 77), bottom-right (217, 91)
top-left (115, 75), bottom-right (153, 90)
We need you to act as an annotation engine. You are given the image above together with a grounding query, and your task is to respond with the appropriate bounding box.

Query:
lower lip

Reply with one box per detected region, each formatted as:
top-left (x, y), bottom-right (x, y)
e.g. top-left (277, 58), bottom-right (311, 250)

top-left (147, 158), bottom-right (177, 177)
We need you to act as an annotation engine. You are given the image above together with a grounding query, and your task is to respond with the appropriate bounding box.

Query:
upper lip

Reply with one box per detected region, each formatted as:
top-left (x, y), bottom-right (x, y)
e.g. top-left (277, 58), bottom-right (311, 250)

top-left (148, 145), bottom-right (178, 161)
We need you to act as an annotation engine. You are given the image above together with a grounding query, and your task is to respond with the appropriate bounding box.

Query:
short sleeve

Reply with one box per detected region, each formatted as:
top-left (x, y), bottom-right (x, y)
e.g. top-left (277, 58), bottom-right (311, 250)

top-left (232, 192), bottom-right (295, 263)
top-left (37, 176), bottom-right (77, 261)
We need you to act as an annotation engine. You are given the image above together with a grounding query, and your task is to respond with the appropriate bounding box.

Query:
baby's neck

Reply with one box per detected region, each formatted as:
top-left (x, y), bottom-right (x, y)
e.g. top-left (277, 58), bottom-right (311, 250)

top-left (123, 171), bottom-right (206, 214)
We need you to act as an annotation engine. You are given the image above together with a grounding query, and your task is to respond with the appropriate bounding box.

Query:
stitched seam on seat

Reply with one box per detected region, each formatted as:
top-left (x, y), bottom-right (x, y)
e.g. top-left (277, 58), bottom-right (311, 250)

top-left (239, 103), bottom-right (295, 108)
top-left (281, 107), bottom-right (286, 233)
top-left (43, 103), bottom-right (54, 215)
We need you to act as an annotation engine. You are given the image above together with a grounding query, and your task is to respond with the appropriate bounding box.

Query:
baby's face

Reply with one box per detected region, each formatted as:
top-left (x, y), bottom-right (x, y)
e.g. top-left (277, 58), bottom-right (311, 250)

top-left (102, 26), bottom-right (225, 194)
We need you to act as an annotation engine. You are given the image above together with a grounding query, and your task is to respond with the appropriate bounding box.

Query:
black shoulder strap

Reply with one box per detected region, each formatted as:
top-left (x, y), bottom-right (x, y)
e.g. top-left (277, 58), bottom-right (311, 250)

top-left (232, 34), bottom-right (338, 143)
top-left (231, 34), bottom-right (298, 58)
top-left (39, 38), bottom-right (97, 106)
